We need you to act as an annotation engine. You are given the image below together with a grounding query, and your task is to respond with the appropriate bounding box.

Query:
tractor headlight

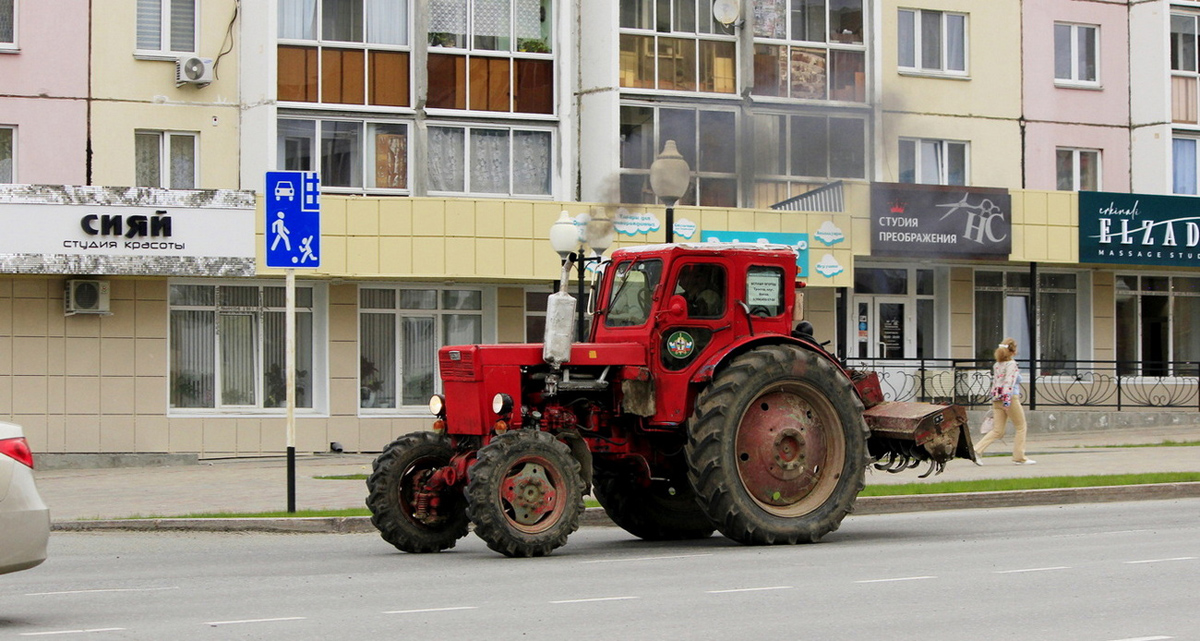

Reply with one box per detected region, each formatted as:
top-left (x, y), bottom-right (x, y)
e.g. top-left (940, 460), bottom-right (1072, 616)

top-left (492, 393), bottom-right (514, 416)
top-left (429, 394), bottom-right (446, 418)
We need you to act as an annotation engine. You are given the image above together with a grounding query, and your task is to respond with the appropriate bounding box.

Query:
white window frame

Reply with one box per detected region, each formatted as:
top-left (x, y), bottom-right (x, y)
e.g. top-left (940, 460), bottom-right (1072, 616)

top-left (0, 126), bottom-right (14, 183)
top-left (1055, 147), bottom-right (1100, 191)
top-left (1054, 22), bottom-right (1099, 87)
top-left (167, 280), bottom-right (329, 416)
top-left (277, 118), bottom-right (413, 194)
top-left (425, 123), bottom-right (555, 198)
top-left (897, 8), bottom-right (967, 77)
top-left (135, 130), bottom-right (198, 189)
top-left (136, 0), bottom-right (198, 58)
top-left (358, 285), bottom-right (495, 415)
top-left (1, 0), bottom-right (17, 50)
top-left (898, 137), bottom-right (968, 186)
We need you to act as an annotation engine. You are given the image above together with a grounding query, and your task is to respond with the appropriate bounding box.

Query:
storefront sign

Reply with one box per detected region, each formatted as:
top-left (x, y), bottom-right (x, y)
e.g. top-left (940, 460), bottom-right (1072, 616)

top-left (0, 185), bottom-right (256, 276)
top-left (870, 183), bottom-right (1011, 258)
top-left (1079, 191), bottom-right (1200, 267)
top-left (701, 230), bottom-right (809, 277)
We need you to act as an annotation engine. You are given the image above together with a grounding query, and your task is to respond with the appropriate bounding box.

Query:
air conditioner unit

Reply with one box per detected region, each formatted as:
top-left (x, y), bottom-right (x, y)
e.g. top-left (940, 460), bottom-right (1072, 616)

top-left (175, 56), bottom-right (214, 87)
top-left (65, 280), bottom-right (111, 315)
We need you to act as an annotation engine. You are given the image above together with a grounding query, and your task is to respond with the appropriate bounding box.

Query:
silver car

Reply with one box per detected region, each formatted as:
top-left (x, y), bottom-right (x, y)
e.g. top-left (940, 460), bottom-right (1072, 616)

top-left (0, 421), bottom-right (50, 575)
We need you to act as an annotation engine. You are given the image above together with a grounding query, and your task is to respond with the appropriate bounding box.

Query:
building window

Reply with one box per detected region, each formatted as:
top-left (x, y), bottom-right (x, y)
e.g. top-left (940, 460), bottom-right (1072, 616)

top-left (620, 104), bottom-right (737, 206)
top-left (277, 118), bottom-right (410, 192)
top-left (169, 283), bottom-right (320, 411)
top-left (1173, 137), bottom-right (1197, 195)
top-left (1116, 275), bottom-right (1200, 376)
top-left (426, 124), bottom-right (552, 196)
top-left (136, 131), bottom-right (197, 189)
top-left (619, 0), bottom-right (737, 94)
top-left (524, 287), bottom-right (552, 342)
top-left (278, 0), bottom-right (411, 107)
top-left (0, 127), bottom-right (13, 183)
top-left (751, 112), bottom-right (865, 207)
top-left (975, 270), bottom-right (1079, 375)
top-left (1172, 14), bottom-right (1200, 124)
top-left (426, 0), bottom-right (555, 114)
top-left (1055, 148), bottom-right (1100, 191)
top-left (897, 9), bottom-right (966, 75)
top-left (898, 138), bottom-right (967, 185)
top-left (1, 0), bottom-right (15, 46)
top-left (137, 0), bottom-right (196, 54)
top-left (751, 0), bottom-right (866, 102)
top-left (359, 287), bottom-right (484, 409)
top-left (1054, 23), bottom-right (1097, 86)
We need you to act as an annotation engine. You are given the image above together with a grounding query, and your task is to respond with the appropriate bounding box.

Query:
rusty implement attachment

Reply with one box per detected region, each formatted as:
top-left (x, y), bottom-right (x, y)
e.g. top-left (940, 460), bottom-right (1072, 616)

top-left (863, 401), bottom-right (976, 478)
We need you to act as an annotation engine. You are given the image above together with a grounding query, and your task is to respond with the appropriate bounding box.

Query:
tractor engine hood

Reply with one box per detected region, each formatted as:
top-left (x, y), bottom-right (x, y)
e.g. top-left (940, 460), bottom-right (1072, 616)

top-left (439, 343), bottom-right (648, 382)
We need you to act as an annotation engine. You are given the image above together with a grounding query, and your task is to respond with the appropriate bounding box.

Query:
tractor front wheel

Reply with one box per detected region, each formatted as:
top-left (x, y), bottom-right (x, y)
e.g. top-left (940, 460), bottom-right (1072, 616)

top-left (466, 430), bottom-right (585, 557)
top-left (685, 344), bottom-right (868, 545)
top-left (366, 432), bottom-right (469, 553)
top-left (593, 467), bottom-right (714, 541)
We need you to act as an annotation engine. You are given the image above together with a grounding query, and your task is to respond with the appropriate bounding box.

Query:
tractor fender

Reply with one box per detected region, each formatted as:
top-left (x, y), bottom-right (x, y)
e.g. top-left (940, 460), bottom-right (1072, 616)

top-left (689, 334), bottom-right (850, 388)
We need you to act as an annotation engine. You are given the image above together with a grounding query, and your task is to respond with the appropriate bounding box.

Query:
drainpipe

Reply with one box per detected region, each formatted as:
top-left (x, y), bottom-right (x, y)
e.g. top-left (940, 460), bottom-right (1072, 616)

top-left (1029, 261), bottom-right (1037, 410)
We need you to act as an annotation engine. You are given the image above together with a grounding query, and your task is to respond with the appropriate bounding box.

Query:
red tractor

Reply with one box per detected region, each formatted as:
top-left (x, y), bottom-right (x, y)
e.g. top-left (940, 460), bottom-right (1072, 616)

top-left (367, 243), bottom-right (975, 557)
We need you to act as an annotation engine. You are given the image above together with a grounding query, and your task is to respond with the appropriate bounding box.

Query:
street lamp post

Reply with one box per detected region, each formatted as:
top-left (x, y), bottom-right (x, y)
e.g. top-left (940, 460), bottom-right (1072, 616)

top-left (649, 140), bottom-right (691, 244)
top-left (549, 210), bottom-right (615, 340)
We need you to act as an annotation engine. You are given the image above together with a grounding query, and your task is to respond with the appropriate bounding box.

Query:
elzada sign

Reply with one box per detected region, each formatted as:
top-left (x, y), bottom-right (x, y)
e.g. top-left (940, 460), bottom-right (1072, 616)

top-left (1079, 191), bottom-right (1200, 267)
top-left (870, 183), bottom-right (1012, 258)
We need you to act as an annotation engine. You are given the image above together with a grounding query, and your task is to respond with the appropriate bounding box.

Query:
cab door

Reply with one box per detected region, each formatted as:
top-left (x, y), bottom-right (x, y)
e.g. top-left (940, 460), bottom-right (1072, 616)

top-left (651, 261), bottom-right (730, 425)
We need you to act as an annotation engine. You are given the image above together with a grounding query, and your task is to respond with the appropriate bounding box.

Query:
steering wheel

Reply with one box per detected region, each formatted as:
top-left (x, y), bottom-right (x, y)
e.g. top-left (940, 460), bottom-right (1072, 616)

top-left (637, 289), bottom-right (652, 315)
top-left (748, 305), bottom-right (771, 317)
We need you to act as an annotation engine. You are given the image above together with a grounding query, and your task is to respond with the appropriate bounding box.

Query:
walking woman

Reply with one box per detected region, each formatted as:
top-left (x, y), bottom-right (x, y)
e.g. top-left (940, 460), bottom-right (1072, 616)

top-left (975, 337), bottom-right (1035, 465)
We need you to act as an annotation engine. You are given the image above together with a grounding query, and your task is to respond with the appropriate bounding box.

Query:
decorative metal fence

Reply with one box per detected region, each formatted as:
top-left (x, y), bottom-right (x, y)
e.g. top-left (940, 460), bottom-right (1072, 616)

top-left (843, 358), bottom-right (1200, 411)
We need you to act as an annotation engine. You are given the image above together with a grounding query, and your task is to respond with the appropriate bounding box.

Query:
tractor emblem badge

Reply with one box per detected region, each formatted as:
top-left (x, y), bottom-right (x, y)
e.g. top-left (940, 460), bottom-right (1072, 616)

top-left (666, 331), bottom-right (695, 359)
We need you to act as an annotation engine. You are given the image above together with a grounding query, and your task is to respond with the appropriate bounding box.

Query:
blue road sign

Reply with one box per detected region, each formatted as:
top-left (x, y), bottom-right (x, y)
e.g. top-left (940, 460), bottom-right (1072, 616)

top-left (266, 171), bottom-right (321, 268)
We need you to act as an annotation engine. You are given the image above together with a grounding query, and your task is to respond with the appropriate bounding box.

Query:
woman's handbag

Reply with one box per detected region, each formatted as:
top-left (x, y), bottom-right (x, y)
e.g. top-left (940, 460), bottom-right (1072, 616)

top-left (979, 414), bottom-right (994, 436)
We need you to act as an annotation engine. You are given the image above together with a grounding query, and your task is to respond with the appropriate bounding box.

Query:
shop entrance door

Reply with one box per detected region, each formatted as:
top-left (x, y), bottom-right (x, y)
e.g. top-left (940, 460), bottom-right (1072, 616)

top-left (852, 296), bottom-right (909, 360)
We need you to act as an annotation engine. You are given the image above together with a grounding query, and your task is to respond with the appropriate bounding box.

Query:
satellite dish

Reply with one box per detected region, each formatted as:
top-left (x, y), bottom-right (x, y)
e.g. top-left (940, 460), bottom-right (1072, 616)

top-left (713, 0), bottom-right (740, 26)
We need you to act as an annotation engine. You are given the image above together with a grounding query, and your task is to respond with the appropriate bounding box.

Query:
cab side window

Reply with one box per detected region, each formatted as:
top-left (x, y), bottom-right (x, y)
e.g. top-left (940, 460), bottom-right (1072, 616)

top-left (675, 263), bottom-right (726, 319)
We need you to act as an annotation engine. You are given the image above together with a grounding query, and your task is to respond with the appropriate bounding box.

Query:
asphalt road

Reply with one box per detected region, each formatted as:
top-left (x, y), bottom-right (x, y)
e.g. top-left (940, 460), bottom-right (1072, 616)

top-left (2, 499), bottom-right (1197, 641)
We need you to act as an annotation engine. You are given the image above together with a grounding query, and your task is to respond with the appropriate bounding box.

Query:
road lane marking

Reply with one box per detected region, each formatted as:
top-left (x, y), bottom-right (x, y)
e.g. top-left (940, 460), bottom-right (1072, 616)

top-left (202, 617), bottom-right (306, 626)
top-left (580, 554), bottom-right (713, 564)
top-left (550, 596), bottom-right (640, 604)
top-left (1106, 637), bottom-right (1172, 641)
top-left (705, 586), bottom-right (794, 594)
top-left (854, 576), bottom-right (936, 584)
top-left (27, 587), bottom-right (179, 596)
top-left (1124, 557), bottom-right (1196, 565)
top-left (994, 566), bottom-right (1070, 574)
top-left (20, 630), bottom-right (126, 637)
top-left (384, 607), bottom-right (479, 615)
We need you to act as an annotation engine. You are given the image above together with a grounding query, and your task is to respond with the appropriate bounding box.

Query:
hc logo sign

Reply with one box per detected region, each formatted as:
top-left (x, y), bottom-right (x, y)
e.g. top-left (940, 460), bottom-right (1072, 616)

top-left (266, 171), bottom-right (321, 268)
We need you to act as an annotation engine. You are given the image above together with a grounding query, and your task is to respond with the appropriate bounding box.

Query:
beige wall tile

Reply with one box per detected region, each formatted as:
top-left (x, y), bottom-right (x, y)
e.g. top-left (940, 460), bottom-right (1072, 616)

top-left (498, 306), bottom-right (524, 343)
top-left (12, 278), bottom-right (49, 299)
top-left (446, 237), bottom-right (477, 275)
top-left (45, 415), bottom-right (66, 453)
top-left (497, 287), bottom-right (523, 307)
top-left (65, 313), bottom-right (102, 338)
top-left (135, 338), bottom-right (166, 376)
top-left (46, 337), bottom-right (64, 376)
top-left (134, 299), bottom-right (167, 338)
top-left (259, 417), bottom-right (287, 451)
top-left (64, 376), bottom-right (100, 415)
top-left (411, 237), bottom-right (446, 275)
top-left (296, 418), bottom-right (329, 453)
top-left (330, 377), bottom-right (359, 416)
top-left (236, 418), bottom-right (263, 454)
top-left (0, 298), bottom-right (11, 336)
top-left (347, 199), bottom-right (380, 236)
top-left (45, 298), bottom-right (65, 336)
top-left (502, 202), bottom-right (534, 238)
top-left (109, 279), bottom-right (135, 300)
top-left (379, 237), bottom-right (413, 274)
top-left (100, 376), bottom-right (136, 415)
top-left (100, 415), bottom-right (136, 453)
top-left (378, 199), bottom-right (413, 236)
top-left (64, 337), bottom-right (99, 376)
top-left (504, 239), bottom-right (535, 277)
top-left (64, 414), bottom-right (101, 452)
top-left (0, 371), bottom-right (11, 415)
top-left (168, 418), bottom-right (204, 453)
top-left (322, 196), bottom-right (347, 236)
top-left (101, 337), bottom-right (137, 377)
top-left (0, 336), bottom-right (9, 376)
top-left (347, 237), bottom-right (380, 274)
top-left (204, 418), bottom-right (238, 456)
top-left (445, 200), bottom-right (477, 237)
top-left (136, 279), bottom-right (168, 300)
top-left (12, 296), bottom-right (48, 337)
top-left (100, 299), bottom-right (137, 338)
top-left (326, 416), bottom-right (362, 452)
top-left (14, 337), bottom-right (49, 376)
top-left (359, 419), bottom-right (394, 452)
top-left (412, 200), bottom-right (447, 236)
top-left (135, 376), bottom-right (167, 415)
top-left (329, 340), bottom-right (358, 380)
top-left (16, 415), bottom-right (47, 452)
top-left (46, 375), bottom-right (65, 414)
top-left (135, 416), bottom-right (170, 452)
top-left (11, 377), bottom-right (47, 415)
top-left (321, 234), bottom-right (348, 274)
top-left (0, 279), bottom-right (11, 297)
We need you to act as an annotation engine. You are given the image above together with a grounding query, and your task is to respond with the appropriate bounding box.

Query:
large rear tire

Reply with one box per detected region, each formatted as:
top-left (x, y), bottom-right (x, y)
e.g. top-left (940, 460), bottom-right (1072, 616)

top-left (466, 430), bottom-right (585, 557)
top-left (593, 466), bottom-right (715, 541)
top-left (685, 344), bottom-right (868, 545)
top-left (366, 432), bottom-right (469, 553)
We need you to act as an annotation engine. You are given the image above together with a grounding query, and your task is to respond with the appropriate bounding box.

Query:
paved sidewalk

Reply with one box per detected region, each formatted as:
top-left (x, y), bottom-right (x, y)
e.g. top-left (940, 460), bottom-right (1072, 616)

top-left (33, 424), bottom-right (1200, 525)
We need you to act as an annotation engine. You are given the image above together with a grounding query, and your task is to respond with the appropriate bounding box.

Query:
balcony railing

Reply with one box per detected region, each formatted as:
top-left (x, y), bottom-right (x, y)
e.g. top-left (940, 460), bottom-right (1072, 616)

top-left (843, 358), bottom-right (1200, 411)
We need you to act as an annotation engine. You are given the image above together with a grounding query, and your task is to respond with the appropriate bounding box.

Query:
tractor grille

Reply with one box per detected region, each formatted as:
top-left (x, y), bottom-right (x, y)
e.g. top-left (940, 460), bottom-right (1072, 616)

top-left (440, 349), bottom-right (478, 380)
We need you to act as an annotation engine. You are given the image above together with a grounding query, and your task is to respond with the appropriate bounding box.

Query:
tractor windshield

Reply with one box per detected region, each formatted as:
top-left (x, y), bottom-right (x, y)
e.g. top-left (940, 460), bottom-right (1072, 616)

top-left (603, 258), bottom-right (662, 327)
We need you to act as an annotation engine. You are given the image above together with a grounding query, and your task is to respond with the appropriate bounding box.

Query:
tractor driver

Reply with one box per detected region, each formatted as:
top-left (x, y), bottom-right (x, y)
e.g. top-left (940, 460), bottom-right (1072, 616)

top-left (675, 264), bottom-right (725, 318)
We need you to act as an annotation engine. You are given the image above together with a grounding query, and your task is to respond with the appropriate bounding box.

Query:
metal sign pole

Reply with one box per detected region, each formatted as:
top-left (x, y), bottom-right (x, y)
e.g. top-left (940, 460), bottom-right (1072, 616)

top-left (286, 267), bottom-right (296, 513)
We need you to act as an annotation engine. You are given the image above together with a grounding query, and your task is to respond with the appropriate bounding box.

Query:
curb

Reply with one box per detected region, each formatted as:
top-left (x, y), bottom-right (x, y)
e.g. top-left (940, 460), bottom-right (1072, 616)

top-left (52, 482), bottom-right (1200, 534)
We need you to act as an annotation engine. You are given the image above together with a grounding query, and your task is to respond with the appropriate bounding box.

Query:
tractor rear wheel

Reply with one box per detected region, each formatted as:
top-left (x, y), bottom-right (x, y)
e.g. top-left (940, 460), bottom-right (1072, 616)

top-left (593, 467), bottom-right (714, 541)
top-left (366, 432), bottom-right (469, 553)
top-left (466, 430), bottom-right (585, 557)
top-left (685, 344), bottom-right (868, 545)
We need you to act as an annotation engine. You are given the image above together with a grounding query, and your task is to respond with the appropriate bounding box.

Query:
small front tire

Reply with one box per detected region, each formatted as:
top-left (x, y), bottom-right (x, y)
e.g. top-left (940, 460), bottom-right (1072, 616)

top-left (366, 432), bottom-right (469, 553)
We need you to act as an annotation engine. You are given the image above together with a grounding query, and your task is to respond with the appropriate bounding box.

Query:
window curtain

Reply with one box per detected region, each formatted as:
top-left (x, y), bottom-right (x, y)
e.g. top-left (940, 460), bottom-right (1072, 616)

top-left (137, 0), bottom-right (162, 49)
top-left (512, 131), bottom-right (551, 194)
top-left (945, 14), bottom-right (965, 71)
top-left (920, 11), bottom-right (940, 69)
top-left (1039, 291), bottom-right (1077, 374)
top-left (429, 0), bottom-right (467, 38)
top-left (515, 0), bottom-right (544, 40)
top-left (0, 128), bottom-right (12, 182)
top-left (170, 310), bottom-right (215, 408)
top-left (1005, 295), bottom-right (1032, 390)
top-left (278, 120), bottom-right (316, 172)
top-left (135, 133), bottom-right (161, 188)
top-left (170, 0), bottom-right (195, 52)
top-left (1173, 138), bottom-right (1197, 195)
top-left (367, 0), bottom-right (407, 44)
top-left (1053, 24), bottom-right (1071, 79)
top-left (474, 0), bottom-right (509, 37)
top-left (220, 314), bottom-right (257, 406)
top-left (470, 129), bottom-right (510, 193)
top-left (321, 121), bottom-right (363, 187)
top-left (897, 10), bottom-right (914, 67)
top-left (360, 313), bottom-right (397, 408)
top-left (169, 134), bottom-right (195, 189)
top-left (323, 0), bottom-right (363, 42)
top-left (920, 139), bottom-right (940, 185)
top-left (427, 127), bottom-right (465, 191)
top-left (401, 317), bottom-right (435, 406)
top-left (279, 0), bottom-right (317, 39)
